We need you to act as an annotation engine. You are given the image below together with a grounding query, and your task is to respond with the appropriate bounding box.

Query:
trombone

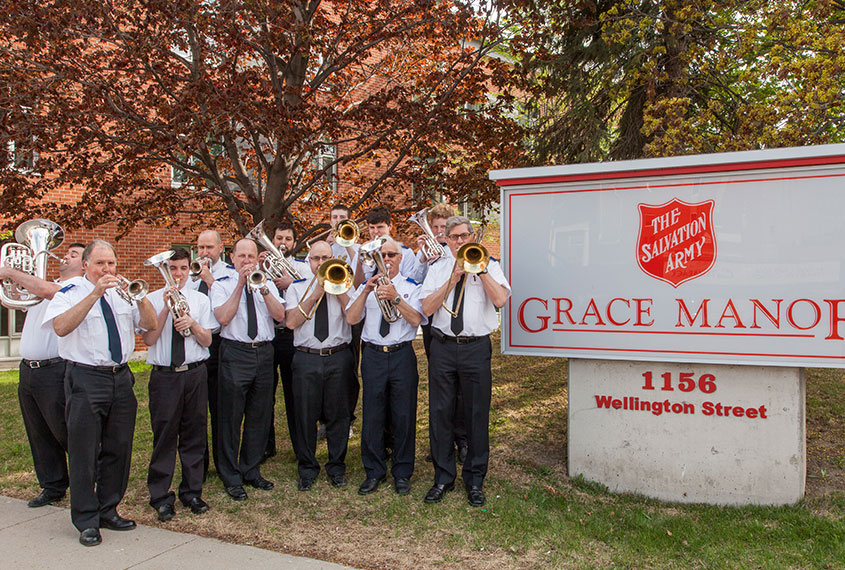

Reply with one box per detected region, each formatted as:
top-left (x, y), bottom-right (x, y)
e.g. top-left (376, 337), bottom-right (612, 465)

top-left (296, 258), bottom-right (354, 320)
top-left (305, 218), bottom-right (362, 248)
top-left (442, 243), bottom-right (490, 318)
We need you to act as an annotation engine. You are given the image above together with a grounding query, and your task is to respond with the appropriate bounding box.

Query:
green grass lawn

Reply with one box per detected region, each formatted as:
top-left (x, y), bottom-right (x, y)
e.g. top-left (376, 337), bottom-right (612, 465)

top-left (0, 344), bottom-right (843, 569)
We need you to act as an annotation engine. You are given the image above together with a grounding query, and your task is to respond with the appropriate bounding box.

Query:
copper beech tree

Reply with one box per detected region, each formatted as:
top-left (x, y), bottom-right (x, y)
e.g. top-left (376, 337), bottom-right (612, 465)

top-left (0, 0), bottom-right (523, 241)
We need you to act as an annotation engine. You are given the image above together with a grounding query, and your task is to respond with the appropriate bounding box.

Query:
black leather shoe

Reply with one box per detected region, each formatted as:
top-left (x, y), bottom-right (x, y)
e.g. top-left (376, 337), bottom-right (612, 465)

top-left (357, 476), bottom-right (386, 495)
top-left (423, 482), bottom-right (455, 503)
top-left (457, 444), bottom-right (468, 465)
top-left (99, 514), bottom-right (136, 531)
top-left (155, 504), bottom-right (175, 522)
top-left (394, 478), bottom-right (411, 495)
top-left (298, 477), bottom-right (314, 491)
top-left (79, 527), bottom-right (101, 547)
top-left (182, 497), bottom-right (210, 514)
top-left (225, 485), bottom-right (248, 501)
top-left (27, 489), bottom-right (64, 508)
top-left (244, 476), bottom-right (274, 490)
top-left (466, 484), bottom-right (486, 507)
top-left (329, 473), bottom-right (348, 488)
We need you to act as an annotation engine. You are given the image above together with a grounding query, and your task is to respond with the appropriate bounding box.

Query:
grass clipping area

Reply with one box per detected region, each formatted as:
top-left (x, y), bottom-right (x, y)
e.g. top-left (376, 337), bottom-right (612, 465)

top-left (1, 338), bottom-right (845, 569)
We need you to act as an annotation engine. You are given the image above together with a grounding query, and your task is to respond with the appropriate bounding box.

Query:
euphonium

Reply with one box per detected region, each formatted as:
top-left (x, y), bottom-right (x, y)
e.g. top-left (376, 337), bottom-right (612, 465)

top-left (0, 219), bottom-right (64, 309)
top-left (409, 208), bottom-right (446, 263)
top-left (442, 243), bottom-right (490, 318)
top-left (359, 237), bottom-right (399, 323)
top-left (145, 250), bottom-right (191, 337)
top-left (115, 274), bottom-right (149, 305)
top-left (246, 220), bottom-right (302, 280)
top-left (296, 258), bottom-right (354, 320)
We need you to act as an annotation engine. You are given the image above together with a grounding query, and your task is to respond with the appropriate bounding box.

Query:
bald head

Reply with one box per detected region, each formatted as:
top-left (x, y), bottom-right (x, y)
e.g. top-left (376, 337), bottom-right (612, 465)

top-left (197, 230), bottom-right (224, 263)
top-left (231, 238), bottom-right (258, 271)
top-left (308, 240), bottom-right (332, 274)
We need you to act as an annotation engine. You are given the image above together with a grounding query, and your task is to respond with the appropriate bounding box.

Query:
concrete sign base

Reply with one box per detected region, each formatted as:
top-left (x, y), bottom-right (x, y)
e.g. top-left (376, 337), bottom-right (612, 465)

top-left (568, 359), bottom-right (805, 506)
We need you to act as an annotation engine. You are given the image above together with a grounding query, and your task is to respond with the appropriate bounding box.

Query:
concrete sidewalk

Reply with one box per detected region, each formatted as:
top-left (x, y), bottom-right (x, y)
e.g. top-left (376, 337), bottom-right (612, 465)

top-left (1, 496), bottom-right (355, 570)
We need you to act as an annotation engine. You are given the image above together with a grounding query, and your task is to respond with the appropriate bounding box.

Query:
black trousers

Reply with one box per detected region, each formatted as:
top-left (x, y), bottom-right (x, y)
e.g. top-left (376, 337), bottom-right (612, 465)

top-left (217, 339), bottom-right (274, 487)
top-left (147, 364), bottom-right (208, 507)
top-left (360, 343), bottom-right (418, 480)
top-left (64, 362), bottom-right (137, 531)
top-left (203, 332), bottom-right (222, 476)
top-left (18, 360), bottom-right (68, 495)
top-left (291, 348), bottom-right (353, 480)
top-left (349, 321), bottom-right (363, 420)
top-left (422, 322), bottom-right (467, 449)
top-left (428, 335), bottom-right (492, 487)
top-left (267, 328), bottom-right (296, 457)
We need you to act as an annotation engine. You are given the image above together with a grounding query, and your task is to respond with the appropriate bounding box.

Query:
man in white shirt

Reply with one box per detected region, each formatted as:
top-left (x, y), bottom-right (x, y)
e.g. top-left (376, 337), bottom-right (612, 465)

top-left (346, 237), bottom-right (424, 496)
top-left (142, 247), bottom-right (215, 522)
top-left (420, 216), bottom-right (510, 508)
top-left (210, 238), bottom-right (286, 501)
top-left (44, 240), bottom-right (157, 546)
top-left (0, 242), bottom-right (84, 508)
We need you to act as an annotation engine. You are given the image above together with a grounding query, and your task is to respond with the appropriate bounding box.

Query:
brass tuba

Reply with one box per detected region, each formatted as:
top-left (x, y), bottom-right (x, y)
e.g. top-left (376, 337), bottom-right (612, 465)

top-left (296, 258), bottom-right (354, 320)
top-left (145, 250), bottom-right (191, 337)
top-left (246, 219), bottom-right (302, 280)
top-left (442, 243), bottom-right (490, 318)
top-left (0, 219), bottom-right (65, 309)
top-left (359, 237), bottom-right (399, 323)
top-left (409, 208), bottom-right (446, 263)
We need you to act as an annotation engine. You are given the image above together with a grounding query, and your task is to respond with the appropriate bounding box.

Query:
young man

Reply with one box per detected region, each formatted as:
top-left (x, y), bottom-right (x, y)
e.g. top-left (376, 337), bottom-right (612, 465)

top-left (285, 240), bottom-right (355, 491)
top-left (142, 247), bottom-right (215, 522)
top-left (327, 204), bottom-right (360, 268)
top-left (420, 216), bottom-right (510, 508)
top-left (44, 240), bottom-right (157, 546)
top-left (210, 238), bottom-right (286, 501)
top-left (346, 237), bottom-right (424, 496)
top-left (354, 205), bottom-right (421, 287)
top-left (0, 242), bottom-right (85, 508)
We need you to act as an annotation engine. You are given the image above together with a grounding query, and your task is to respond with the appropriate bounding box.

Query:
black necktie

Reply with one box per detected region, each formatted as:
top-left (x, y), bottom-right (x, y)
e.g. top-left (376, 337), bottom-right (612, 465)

top-left (198, 280), bottom-right (209, 295)
top-left (246, 288), bottom-right (258, 339)
top-left (314, 296), bottom-right (329, 342)
top-left (171, 321), bottom-right (185, 366)
top-left (379, 314), bottom-right (390, 337)
top-left (450, 275), bottom-right (465, 335)
top-left (100, 297), bottom-right (123, 363)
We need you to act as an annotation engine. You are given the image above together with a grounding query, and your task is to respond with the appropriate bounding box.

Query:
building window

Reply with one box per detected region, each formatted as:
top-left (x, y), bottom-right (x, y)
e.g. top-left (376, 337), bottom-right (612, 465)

top-left (6, 140), bottom-right (38, 172)
top-left (316, 144), bottom-right (338, 192)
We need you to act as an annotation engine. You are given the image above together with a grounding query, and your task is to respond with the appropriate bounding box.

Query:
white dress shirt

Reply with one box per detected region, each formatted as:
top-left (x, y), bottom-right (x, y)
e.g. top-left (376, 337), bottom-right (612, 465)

top-left (286, 278), bottom-right (351, 349)
top-left (186, 258), bottom-right (237, 293)
top-left (19, 298), bottom-right (59, 361)
top-left (210, 273), bottom-right (285, 343)
top-left (414, 243), bottom-right (453, 284)
top-left (42, 275), bottom-right (143, 366)
top-left (145, 286), bottom-right (216, 366)
top-left (420, 257), bottom-right (511, 337)
top-left (347, 275), bottom-right (426, 345)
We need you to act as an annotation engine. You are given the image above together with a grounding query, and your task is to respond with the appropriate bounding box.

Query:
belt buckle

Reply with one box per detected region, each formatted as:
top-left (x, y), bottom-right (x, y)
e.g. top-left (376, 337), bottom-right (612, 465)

top-left (380, 345), bottom-right (390, 353)
top-left (456, 336), bottom-right (470, 344)
top-left (111, 365), bottom-right (122, 373)
top-left (29, 360), bottom-right (41, 369)
top-left (251, 341), bottom-right (262, 349)
top-left (174, 365), bottom-right (189, 372)
top-left (318, 347), bottom-right (332, 357)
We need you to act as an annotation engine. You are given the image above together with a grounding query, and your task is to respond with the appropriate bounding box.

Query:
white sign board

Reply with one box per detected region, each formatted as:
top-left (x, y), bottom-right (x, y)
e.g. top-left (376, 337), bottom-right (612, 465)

top-left (492, 144), bottom-right (845, 368)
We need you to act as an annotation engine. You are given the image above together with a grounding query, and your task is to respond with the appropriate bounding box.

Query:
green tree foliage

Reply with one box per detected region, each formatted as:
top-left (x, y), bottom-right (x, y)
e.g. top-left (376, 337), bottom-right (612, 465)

top-left (503, 0), bottom-right (845, 164)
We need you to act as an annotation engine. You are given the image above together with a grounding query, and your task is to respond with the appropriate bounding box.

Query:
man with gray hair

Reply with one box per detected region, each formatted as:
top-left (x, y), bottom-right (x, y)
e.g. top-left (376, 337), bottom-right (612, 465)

top-left (420, 216), bottom-right (510, 508)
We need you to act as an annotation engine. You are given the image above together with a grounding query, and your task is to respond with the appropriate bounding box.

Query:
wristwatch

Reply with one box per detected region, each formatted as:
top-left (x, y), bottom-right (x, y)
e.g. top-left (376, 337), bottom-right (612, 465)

top-left (392, 295), bottom-right (402, 306)
top-left (259, 286), bottom-right (270, 296)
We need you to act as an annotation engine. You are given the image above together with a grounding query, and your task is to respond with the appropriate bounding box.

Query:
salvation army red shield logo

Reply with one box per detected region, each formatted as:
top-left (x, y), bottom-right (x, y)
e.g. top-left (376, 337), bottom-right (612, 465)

top-left (636, 199), bottom-right (716, 287)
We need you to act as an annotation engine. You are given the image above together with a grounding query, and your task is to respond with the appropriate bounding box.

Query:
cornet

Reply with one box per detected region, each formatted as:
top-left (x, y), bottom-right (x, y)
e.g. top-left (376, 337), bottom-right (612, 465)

top-left (442, 243), bottom-right (490, 318)
top-left (248, 268), bottom-right (268, 292)
top-left (359, 237), bottom-right (399, 323)
top-left (189, 257), bottom-right (210, 281)
top-left (409, 208), bottom-right (446, 263)
top-left (115, 274), bottom-right (149, 305)
top-left (246, 220), bottom-right (302, 280)
top-left (145, 250), bottom-right (191, 337)
top-left (296, 258), bottom-right (354, 320)
top-left (0, 219), bottom-right (65, 310)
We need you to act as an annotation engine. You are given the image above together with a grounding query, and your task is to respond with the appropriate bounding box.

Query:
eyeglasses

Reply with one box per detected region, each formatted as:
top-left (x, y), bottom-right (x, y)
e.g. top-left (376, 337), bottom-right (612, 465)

top-left (447, 232), bottom-right (473, 241)
top-left (383, 252), bottom-right (400, 258)
top-left (310, 255), bottom-right (332, 262)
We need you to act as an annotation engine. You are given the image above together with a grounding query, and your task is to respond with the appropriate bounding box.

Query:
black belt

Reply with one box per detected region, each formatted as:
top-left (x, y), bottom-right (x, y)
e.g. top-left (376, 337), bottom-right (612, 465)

top-left (152, 361), bottom-right (204, 373)
top-left (431, 329), bottom-right (487, 344)
top-left (22, 357), bottom-right (65, 369)
top-left (362, 340), bottom-right (412, 354)
top-left (71, 362), bottom-right (128, 374)
top-left (224, 339), bottom-right (271, 349)
top-left (296, 343), bottom-right (349, 357)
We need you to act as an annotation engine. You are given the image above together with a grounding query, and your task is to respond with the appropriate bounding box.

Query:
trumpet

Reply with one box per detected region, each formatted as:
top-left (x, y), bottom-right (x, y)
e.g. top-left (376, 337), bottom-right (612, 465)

top-left (189, 257), bottom-right (210, 281)
top-left (246, 220), bottom-right (302, 280)
top-left (359, 237), bottom-right (399, 322)
top-left (145, 250), bottom-right (191, 337)
top-left (115, 274), bottom-right (149, 305)
top-left (442, 243), bottom-right (490, 318)
top-left (296, 258), bottom-right (354, 320)
top-left (0, 219), bottom-right (65, 309)
top-left (306, 218), bottom-right (362, 248)
top-left (247, 267), bottom-right (268, 292)
top-left (409, 208), bottom-right (446, 263)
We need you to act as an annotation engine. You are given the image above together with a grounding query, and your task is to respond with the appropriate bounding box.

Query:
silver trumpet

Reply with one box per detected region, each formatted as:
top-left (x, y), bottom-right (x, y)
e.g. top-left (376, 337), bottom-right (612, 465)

top-left (115, 274), bottom-right (149, 305)
top-left (359, 237), bottom-right (399, 323)
top-left (409, 208), bottom-right (446, 263)
top-left (189, 257), bottom-right (210, 281)
top-left (247, 220), bottom-right (302, 280)
top-left (145, 250), bottom-right (191, 337)
top-left (248, 267), bottom-right (268, 292)
top-left (0, 219), bottom-right (65, 309)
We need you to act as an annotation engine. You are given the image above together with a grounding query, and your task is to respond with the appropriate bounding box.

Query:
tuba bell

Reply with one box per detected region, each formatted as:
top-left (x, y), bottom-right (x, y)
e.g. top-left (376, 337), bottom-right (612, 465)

top-left (0, 219), bottom-right (65, 310)
top-left (246, 219), bottom-right (302, 280)
top-left (145, 250), bottom-right (191, 337)
top-left (442, 243), bottom-right (490, 318)
top-left (296, 258), bottom-right (354, 320)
